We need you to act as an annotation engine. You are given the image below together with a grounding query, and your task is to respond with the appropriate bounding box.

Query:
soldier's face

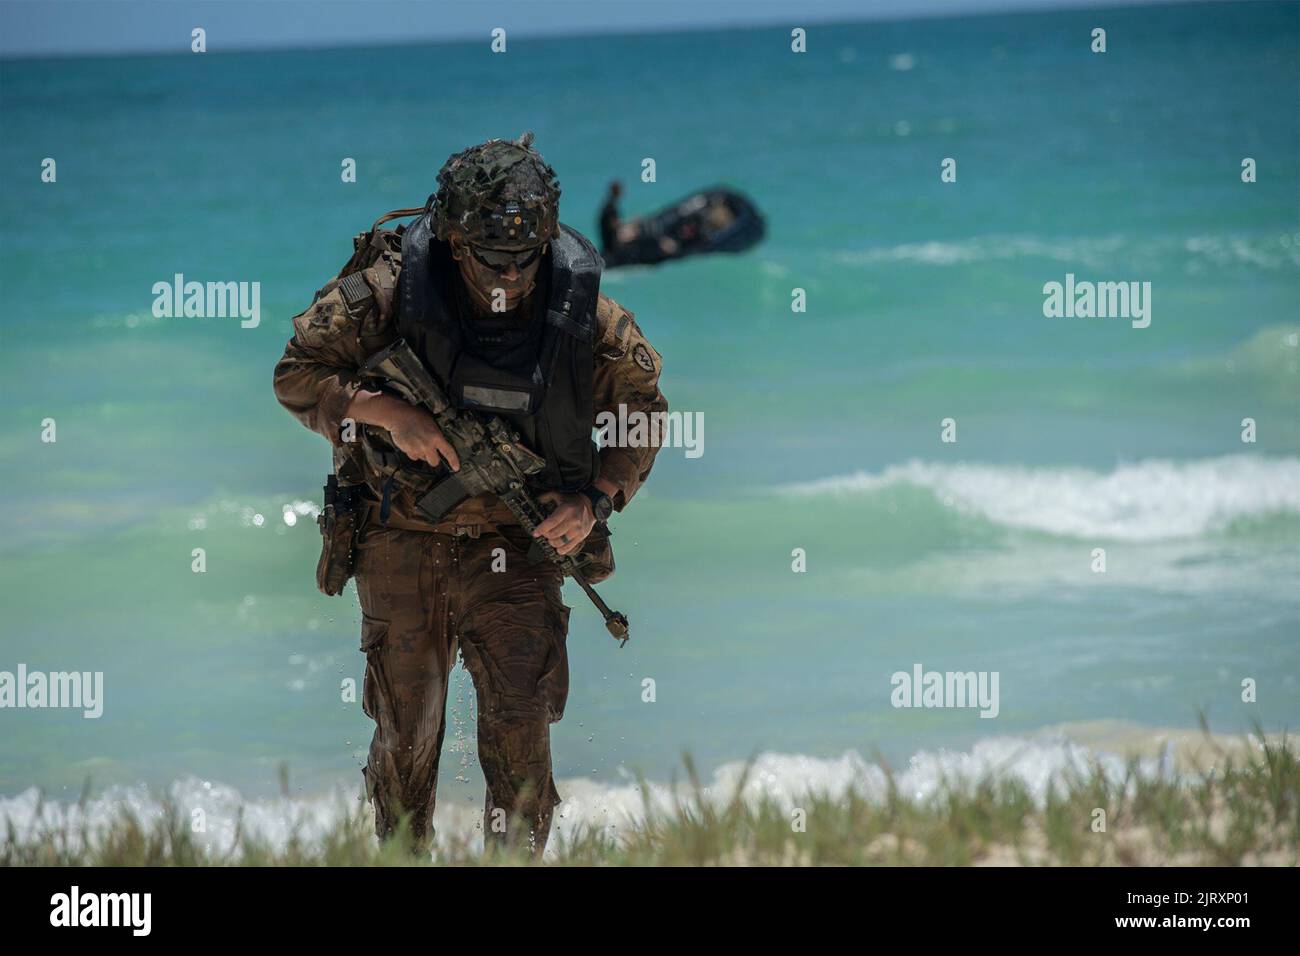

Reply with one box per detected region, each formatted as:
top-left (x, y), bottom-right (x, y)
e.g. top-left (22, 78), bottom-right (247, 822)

top-left (452, 238), bottom-right (545, 313)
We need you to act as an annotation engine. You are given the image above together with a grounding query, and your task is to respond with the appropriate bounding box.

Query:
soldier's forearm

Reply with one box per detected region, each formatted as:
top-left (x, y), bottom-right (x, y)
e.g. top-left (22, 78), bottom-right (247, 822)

top-left (345, 388), bottom-right (418, 432)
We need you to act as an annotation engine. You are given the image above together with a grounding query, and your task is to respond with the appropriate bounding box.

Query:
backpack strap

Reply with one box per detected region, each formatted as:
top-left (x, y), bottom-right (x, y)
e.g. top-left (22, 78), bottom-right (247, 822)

top-left (338, 207), bottom-right (426, 279)
top-left (369, 206), bottom-right (427, 232)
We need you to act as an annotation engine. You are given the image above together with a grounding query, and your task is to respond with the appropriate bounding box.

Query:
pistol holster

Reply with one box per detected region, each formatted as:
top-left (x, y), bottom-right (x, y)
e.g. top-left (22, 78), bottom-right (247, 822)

top-left (316, 473), bottom-right (366, 596)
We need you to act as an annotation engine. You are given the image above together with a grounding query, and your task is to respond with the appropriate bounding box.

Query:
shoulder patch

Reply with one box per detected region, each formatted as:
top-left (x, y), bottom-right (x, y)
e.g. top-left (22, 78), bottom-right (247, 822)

top-left (305, 296), bottom-right (343, 329)
top-left (632, 342), bottom-right (656, 373)
top-left (338, 272), bottom-right (373, 318)
top-left (291, 281), bottom-right (359, 349)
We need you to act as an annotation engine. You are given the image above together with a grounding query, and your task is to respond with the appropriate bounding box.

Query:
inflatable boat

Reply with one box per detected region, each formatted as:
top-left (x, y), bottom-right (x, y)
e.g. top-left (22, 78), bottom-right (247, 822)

top-left (602, 187), bottom-right (765, 267)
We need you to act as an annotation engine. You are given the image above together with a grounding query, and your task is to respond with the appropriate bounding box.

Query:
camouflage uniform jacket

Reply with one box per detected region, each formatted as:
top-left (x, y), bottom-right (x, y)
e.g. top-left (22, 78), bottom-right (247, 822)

top-left (272, 240), bottom-right (668, 531)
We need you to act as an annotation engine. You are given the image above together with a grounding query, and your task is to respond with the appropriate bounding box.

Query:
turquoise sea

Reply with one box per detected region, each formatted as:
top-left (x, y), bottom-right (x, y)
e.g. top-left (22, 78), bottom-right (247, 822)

top-left (1, 2), bottom-right (1297, 838)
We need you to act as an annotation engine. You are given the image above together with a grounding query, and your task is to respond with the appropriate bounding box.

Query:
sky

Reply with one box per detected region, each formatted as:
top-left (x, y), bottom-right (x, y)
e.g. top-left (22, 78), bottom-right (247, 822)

top-left (0, 0), bottom-right (1193, 58)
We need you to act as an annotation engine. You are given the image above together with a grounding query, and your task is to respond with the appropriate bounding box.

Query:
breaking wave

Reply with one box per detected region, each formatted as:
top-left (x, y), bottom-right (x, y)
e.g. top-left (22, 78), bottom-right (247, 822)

top-left (777, 456), bottom-right (1300, 541)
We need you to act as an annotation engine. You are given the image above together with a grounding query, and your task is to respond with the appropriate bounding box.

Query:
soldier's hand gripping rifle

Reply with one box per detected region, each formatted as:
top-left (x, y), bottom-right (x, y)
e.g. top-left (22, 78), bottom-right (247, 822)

top-left (358, 339), bottom-right (630, 646)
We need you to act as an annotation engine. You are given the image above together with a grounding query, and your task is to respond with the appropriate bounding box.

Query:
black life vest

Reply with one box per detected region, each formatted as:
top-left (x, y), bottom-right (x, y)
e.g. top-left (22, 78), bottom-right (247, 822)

top-left (396, 211), bottom-right (603, 492)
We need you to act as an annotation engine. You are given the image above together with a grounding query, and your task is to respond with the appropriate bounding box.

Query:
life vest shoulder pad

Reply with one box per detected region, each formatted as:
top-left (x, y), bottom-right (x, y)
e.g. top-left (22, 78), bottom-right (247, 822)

top-left (546, 224), bottom-right (604, 343)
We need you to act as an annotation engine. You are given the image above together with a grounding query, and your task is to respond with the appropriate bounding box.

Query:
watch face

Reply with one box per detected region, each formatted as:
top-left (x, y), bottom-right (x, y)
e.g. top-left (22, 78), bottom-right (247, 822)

top-left (589, 490), bottom-right (613, 521)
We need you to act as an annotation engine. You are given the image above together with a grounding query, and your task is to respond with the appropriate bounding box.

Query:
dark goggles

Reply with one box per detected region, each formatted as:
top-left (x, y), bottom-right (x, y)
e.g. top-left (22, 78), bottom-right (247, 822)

top-left (468, 243), bottom-right (545, 272)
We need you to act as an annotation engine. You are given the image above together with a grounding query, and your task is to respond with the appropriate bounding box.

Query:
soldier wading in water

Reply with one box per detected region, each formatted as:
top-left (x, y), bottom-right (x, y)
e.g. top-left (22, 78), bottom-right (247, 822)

top-left (273, 133), bottom-right (668, 855)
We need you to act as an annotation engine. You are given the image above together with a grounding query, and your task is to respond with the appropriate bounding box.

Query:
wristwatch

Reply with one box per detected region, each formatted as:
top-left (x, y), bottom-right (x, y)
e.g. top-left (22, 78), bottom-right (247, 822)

top-left (579, 485), bottom-right (613, 522)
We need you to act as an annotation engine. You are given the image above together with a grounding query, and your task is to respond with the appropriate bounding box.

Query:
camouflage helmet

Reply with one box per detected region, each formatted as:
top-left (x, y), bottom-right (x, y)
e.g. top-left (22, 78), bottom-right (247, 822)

top-left (428, 132), bottom-right (561, 250)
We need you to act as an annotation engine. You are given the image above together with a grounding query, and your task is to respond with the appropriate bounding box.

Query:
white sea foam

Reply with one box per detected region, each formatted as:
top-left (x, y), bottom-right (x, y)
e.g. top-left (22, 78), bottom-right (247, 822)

top-left (0, 734), bottom-right (1171, 860)
top-left (835, 234), bottom-right (1126, 269)
top-left (834, 231), bottom-right (1300, 271)
top-left (1184, 233), bottom-right (1300, 270)
top-left (777, 456), bottom-right (1300, 541)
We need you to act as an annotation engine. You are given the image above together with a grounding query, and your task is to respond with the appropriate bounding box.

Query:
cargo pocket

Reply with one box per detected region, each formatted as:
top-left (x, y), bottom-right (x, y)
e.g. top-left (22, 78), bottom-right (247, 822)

top-left (537, 585), bottom-right (571, 724)
top-left (359, 614), bottom-right (390, 723)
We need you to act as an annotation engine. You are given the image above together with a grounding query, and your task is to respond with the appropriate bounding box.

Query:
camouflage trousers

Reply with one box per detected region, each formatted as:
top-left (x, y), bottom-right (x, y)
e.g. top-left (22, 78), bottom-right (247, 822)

top-left (353, 520), bottom-right (571, 856)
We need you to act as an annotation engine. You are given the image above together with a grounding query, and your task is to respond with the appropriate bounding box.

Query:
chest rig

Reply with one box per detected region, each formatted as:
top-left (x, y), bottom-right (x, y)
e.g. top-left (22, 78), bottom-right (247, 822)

top-left (395, 211), bottom-right (603, 493)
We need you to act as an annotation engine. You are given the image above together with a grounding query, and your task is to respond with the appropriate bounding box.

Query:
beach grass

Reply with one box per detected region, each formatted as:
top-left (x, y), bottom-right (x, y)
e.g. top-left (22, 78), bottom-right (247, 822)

top-left (4, 724), bottom-right (1296, 867)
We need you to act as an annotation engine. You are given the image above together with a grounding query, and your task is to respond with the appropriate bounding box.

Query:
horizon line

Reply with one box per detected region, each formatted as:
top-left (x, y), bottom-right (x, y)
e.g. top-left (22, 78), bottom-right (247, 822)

top-left (0, 0), bottom-right (1206, 63)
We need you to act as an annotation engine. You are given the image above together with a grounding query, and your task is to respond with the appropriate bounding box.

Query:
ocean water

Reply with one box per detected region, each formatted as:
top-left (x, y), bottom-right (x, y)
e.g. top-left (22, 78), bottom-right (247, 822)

top-left (1, 1), bottom-right (1297, 826)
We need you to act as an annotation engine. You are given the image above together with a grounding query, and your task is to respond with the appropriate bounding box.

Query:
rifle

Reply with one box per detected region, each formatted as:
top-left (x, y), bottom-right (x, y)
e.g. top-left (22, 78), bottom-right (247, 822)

top-left (358, 338), bottom-right (630, 646)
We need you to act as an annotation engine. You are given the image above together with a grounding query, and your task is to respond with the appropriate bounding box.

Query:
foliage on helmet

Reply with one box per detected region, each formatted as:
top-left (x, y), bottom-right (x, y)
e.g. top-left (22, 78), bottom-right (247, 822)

top-left (429, 132), bottom-right (561, 248)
